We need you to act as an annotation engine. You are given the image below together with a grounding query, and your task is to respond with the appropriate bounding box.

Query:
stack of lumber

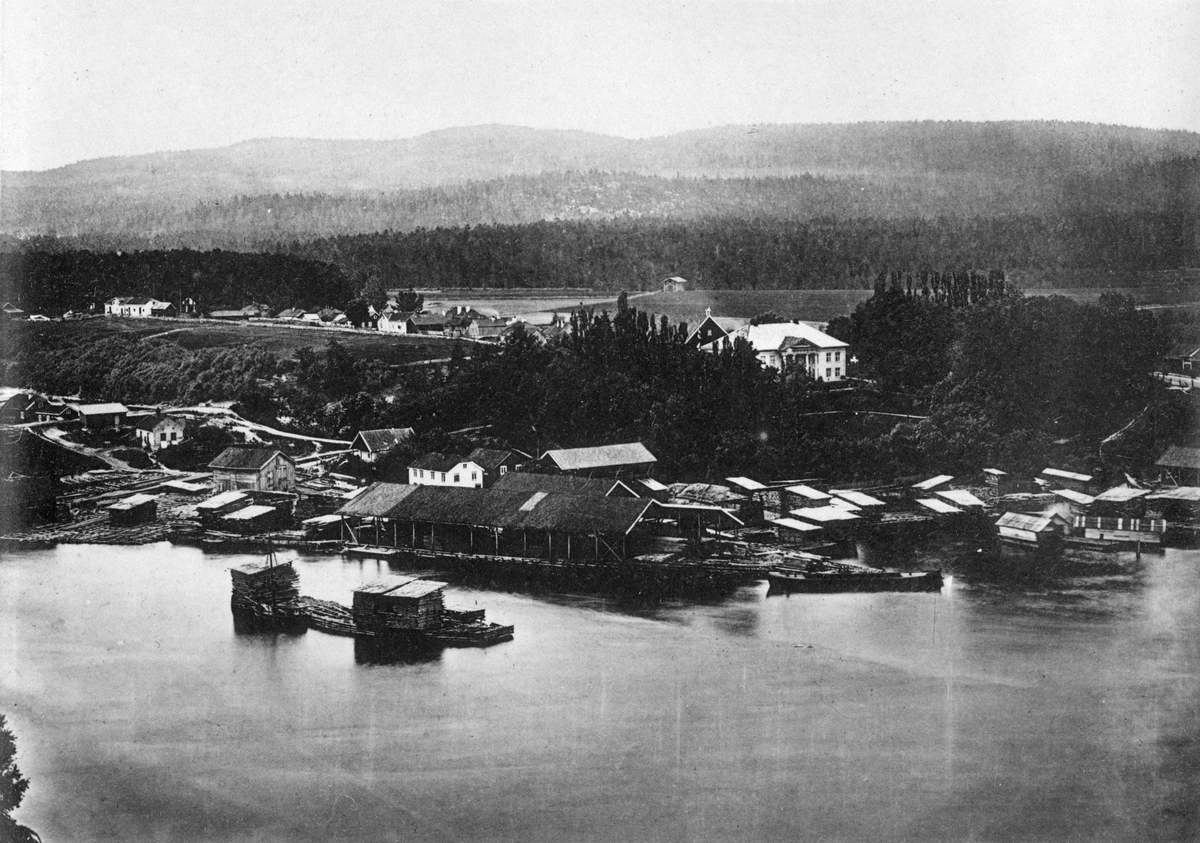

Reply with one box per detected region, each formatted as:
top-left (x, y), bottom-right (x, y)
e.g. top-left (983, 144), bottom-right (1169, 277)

top-left (230, 561), bottom-right (301, 615)
top-left (352, 578), bottom-right (446, 633)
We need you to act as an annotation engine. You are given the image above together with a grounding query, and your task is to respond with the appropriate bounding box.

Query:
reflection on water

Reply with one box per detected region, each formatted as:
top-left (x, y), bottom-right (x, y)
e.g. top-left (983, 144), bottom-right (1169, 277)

top-left (1, 541), bottom-right (1198, 843)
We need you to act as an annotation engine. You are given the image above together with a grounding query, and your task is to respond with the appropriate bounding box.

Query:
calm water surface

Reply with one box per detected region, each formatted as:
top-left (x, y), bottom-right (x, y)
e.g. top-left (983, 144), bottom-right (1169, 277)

top-left (2, 541), bottom-right (1198, 842)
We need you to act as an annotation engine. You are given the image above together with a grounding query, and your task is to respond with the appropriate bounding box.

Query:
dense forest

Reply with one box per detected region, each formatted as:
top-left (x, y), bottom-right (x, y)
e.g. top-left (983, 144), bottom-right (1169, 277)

top-left (3, 209), bottom-right (1196, 310)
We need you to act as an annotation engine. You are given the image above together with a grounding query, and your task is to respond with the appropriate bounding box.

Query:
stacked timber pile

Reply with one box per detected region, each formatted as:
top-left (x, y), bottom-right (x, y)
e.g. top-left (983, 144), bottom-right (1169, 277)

top-left (352, 578), bottom-right (447, 634)
top-left (230, 560), bottom-right (302, 617)
top-left (297, 596), bottom-right (359, 636)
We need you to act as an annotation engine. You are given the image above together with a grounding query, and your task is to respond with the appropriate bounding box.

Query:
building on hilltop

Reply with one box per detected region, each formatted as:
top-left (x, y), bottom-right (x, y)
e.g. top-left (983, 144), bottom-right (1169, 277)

top-left (662, 276), bottom-right (689, 292)
top-left (209, 447), bottom-right (296, 493)
top-left (699, 322), bottom-right (849, 381)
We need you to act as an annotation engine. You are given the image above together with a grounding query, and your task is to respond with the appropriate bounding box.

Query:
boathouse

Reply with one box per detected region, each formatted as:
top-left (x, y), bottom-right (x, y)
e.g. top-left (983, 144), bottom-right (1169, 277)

top-left (107, 493), bottom-right (157, 526)
top-left (209, 447), bottom-right (296, 493)
top-left (337, 483), bottom-right (659, 562)
top-left (995, 511), bottom-right (1068, 547)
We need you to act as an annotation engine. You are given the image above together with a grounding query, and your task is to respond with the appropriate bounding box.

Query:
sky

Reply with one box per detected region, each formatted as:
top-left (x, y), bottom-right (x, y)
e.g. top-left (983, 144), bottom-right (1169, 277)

top-left (2, 0), bottom-right (1198, 171)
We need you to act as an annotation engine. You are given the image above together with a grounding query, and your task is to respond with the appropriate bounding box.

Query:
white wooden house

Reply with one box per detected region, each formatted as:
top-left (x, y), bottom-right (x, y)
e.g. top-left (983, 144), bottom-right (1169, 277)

top-left (408, 453), bottom-right (487, 488)
top-left (134, 414), bottom-right (186, 451)
top-left (700, 322), bottom-right (849, 381)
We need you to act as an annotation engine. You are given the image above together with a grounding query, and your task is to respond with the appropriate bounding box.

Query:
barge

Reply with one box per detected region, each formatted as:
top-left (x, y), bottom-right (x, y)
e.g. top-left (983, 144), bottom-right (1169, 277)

top-left (767, 562), bottom-right (943, 593)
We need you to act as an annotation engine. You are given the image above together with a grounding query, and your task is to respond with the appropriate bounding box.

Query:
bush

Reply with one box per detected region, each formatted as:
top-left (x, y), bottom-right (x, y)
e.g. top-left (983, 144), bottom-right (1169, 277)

top-left (111, 448), bottom-right (154, 469)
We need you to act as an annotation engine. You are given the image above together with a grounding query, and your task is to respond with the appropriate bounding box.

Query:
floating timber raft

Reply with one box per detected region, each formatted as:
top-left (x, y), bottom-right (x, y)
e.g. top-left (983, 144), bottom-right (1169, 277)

top-left (231, 561), bottom-right (512, 648)
top-left (767, 559), bottom-right (943, 594)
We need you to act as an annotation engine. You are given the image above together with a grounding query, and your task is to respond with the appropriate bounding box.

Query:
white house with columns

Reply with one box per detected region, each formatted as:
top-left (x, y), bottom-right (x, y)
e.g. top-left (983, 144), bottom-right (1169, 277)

top-left (700, 322), bottom-right (850, 381)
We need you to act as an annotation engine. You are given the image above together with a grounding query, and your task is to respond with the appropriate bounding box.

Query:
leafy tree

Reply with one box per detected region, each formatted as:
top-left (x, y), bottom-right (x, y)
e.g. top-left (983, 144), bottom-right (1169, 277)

top-left (749, 310), bottom-right (785, 325)
top-left (0, 714), bottom-right (37, 843)
top-left (394, 288), bottom-right (424, 312)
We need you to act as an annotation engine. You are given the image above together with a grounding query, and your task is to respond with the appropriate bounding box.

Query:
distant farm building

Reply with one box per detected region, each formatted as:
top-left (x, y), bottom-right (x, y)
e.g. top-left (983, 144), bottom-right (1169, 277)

top-left (662, 276), bottom-right (689, 292)
top-left (104, 297), bottom-right (174, 318)
top-left (1163, 342), bottom-right (1200, 375)
top-left (351, 427), bottom-right (415, 463)
top-left (209, 447), bottom-right (297, 493)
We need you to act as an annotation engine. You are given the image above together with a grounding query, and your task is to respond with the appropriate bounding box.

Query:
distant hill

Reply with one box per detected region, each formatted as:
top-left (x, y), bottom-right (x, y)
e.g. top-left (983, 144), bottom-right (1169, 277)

top-left (3, 121), bottom-right (1199, 245)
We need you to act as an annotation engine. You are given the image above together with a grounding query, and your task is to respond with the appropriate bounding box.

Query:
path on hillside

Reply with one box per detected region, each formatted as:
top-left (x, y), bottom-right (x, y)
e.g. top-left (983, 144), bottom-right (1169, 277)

top-left (179, 406), bottom-right (352, 447)
top-left (36, 427), bottom-right (146, 472)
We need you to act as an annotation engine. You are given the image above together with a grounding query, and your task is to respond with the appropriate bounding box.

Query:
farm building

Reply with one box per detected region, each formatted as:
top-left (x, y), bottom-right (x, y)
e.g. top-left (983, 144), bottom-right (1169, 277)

top-left (73, 403), bottom-right (128, 430)
top-left (661, 276), bottom-right (689, 292)
top-left (209, 447), bottom-right (296, 493)
top-left (134, 414), bottom-right (185, 451)
top-left (1163, 342), bottom-right (1200, 375)
top-left (408, 453), bottom-right (488, 488)
top-left (543, 442), bottom-right (657, 478)
top-left (0, 392), bottom-right (39, 424)
top-left (33, 401), bottom-right (77, 423)
top-left (467, 317), bottom-right (510, 341)
top-left (337, 483), bottom-right (660, 563)
top-left (377, 309), bottom-right (414, 333)
top-left (407, 313), bottom-right (446, 334)
top-left (107, 493), bottom-right (157, 526)
top-left (699, 322), bottom-right (849, 381)
top-left (350, 427), bottom-right (415, 463)
top-left (104, 297), bottom-right (173, 318)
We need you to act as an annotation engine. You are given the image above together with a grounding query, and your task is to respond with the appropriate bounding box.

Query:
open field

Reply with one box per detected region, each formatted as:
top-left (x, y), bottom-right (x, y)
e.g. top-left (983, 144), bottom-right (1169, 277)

top-left (7, 318), bottom-right (467, 364)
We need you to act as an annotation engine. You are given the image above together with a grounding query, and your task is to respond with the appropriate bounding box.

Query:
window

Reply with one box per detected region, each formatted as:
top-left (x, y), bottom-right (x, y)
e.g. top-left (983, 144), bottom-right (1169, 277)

top-left (441, 473), bottom-right (446, 482)
top-left (160, 432), bottom-right (167, 441)
top-left (500, 466), bottom-right (508, 475)
top-left (826, 368), bottom-right (831, 378)
top-left (453, 474), bottom-right (460, 483)
top-left (471, 472), bottom-right (477, 480)
top-left (835, 367), bottom-right (841, 376)
top-left (825, 353), bottom-right (831, 362)
top-left (835, 351), bottom-right (841, 361)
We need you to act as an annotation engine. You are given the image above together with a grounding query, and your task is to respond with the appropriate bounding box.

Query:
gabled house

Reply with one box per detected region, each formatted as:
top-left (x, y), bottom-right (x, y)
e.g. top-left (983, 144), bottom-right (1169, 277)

top-left (377, 309), bottom-right (414, 334)
top-left (699, 322), bottom-right (850, 380)
top-left (408, 453), bottom-right (487, 488)
top-left (467, 317), bottom-right (511, 341)
top-left (466, 448), bottom-right (517, 487)
top-left (209, 447), bottom-right (296, 492)
top-left (150, 301), bottom-right (178, 318)
top-left (1, 302), bottom-right (27, 320)
top-left (684, 309), bottom-right (749, 348)
top-left (275, 307), bottom-right (306, 321)
top-left (134, 413), bottom-right (186, 452)
top-left (662, 276), bottom-right (689, 292)
top-left (0, 392), bottom-right (38, 424)
top-left (1163, 342), bottom-right (1200, 375)
top-left (351, 427), bottom-right (415, 463)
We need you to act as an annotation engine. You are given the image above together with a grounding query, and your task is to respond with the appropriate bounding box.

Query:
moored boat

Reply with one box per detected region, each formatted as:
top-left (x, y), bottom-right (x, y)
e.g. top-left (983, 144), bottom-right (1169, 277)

top-left (767, 564), bottom-right (943, 593)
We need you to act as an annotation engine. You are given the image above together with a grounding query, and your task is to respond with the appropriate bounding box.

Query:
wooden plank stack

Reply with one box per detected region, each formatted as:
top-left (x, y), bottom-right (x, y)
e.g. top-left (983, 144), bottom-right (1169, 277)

top-left (352, 578), bottom-right (446, 633)
top-left (230, 561), bottom-right (301, 615)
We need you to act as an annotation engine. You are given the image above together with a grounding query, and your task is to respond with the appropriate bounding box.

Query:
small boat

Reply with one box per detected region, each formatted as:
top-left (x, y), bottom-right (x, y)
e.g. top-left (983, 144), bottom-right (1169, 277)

top-left (767, 564), bottom-right (943, 593)
top-left (344, 544), bottom-right (400, 559)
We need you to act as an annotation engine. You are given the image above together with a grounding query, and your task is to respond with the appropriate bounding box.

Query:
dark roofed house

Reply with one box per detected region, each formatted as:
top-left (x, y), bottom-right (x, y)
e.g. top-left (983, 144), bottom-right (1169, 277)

top-left (351, 427), bottom-right (415, 463)
top-left (1164, 342), bottom-right (1200, 375)
top-left (685, 308), bottom-right (749, 348)
top-left (0, 392), bottom-right (38, 424)
top-left (543, 442), bottom-right (657, 478)
top-left (467, 448), bottom-right (518, 487)
top-left (408, 313), bottom-right (446, 334)
top-left (1157, 445), bottom-right (1200, 485)
top-left (209, 447), bottom-right (296, 492)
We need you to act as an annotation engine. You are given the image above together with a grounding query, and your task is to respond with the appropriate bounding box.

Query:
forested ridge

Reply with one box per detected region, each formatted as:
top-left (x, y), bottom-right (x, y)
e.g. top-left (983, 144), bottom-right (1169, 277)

top-left (3, 121), bottom-right (1198, 246)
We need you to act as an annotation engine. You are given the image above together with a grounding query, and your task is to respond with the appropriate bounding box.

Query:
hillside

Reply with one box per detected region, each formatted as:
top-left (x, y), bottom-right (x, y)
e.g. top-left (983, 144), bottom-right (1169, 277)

top-left (3, 121), bottom-right (1199, 245)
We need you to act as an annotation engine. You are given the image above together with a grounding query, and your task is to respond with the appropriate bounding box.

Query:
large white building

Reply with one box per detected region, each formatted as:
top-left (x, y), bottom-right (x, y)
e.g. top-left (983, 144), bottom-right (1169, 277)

top-left (700, 322), bottom-right (850, 381)
top-left (408, 453), bottom-right (487, 488)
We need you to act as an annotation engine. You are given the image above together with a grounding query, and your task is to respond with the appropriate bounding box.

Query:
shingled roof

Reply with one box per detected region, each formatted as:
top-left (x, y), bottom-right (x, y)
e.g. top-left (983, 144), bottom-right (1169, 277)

top-left (209, 447), bottom-right (294, 471)
top-left (338, 483), bottom-right (655, 535)
top-left (467, 448), bottom-right (513, 472)
top-left (544, 443), bottom-right (657, 472)
top-left (1157, 445), bottom-right (1200, 470)
top-left (492, 472), bottom-right (617, 496)
top-left (352, 427), bottom-right (415, 454)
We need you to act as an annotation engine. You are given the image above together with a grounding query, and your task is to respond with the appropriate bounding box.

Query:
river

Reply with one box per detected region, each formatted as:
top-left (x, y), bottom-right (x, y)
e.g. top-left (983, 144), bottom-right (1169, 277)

top-left (1, 541), bottom-right (1197, 842)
